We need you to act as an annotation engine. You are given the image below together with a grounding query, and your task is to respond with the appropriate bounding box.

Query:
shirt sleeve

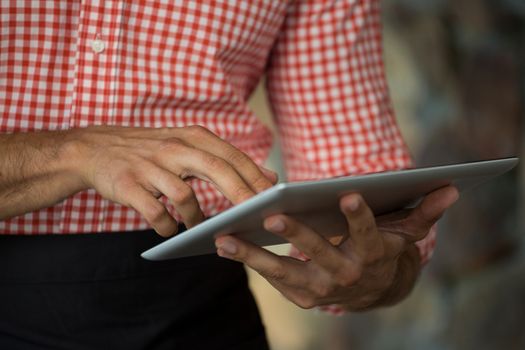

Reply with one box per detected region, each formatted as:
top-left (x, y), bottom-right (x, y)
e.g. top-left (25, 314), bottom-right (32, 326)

top-left (265, 0), bottom-right (412, 181)
top-left (265, 0), bottom-right (436, 314)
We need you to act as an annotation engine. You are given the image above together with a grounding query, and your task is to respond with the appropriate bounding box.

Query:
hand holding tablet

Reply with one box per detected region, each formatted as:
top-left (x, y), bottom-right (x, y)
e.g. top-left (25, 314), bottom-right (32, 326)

top-left (142, 157), bottom-right (518, 261)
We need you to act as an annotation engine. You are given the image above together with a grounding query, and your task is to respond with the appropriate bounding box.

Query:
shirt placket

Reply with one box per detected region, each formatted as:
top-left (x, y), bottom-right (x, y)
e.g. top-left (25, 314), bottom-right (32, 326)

top-left (70, 0), bottom-right (121, 127)
top-left (63, 0), bottom-right (124, 233)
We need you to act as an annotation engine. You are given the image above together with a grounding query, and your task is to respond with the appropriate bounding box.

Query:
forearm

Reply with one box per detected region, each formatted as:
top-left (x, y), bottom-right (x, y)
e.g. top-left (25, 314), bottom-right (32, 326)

top-left (0, 130), bottom-right (86, 220)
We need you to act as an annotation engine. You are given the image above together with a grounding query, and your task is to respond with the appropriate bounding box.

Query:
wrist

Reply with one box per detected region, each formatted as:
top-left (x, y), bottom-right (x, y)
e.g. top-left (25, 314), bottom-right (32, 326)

top-left (0, 129), bottom-right (90, 220)
top-left (58, 128), bottom-right (92, 192)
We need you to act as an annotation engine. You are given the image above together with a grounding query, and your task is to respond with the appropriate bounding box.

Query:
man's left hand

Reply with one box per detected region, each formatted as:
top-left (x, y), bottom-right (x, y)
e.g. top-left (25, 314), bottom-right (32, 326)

top-left (215, 186), bottom-right (458, 310)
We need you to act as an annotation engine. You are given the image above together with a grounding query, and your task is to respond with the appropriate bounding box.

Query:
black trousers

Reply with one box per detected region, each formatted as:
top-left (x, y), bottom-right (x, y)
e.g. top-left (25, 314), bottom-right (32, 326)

top-left (0, 228), bottom-right (269, 349)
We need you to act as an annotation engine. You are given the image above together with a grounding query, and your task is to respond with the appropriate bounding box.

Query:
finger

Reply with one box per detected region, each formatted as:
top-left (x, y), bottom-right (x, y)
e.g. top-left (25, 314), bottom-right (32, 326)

top-left (124, 185), bottom-right (178, 237)
top-left (155, 139), bottom-right (257, 205)
top-left (412, 185), bottom-right (459, 226)
top-left (147, 166), bottom-right (205, 229)
top-left (268, 280), bottom-right (322, 309)
top-left (258, 165), bottom-right (279, 185)
top-left (339, 193), bottom-right (383, 262)
top-left (103, 126), bottom-right (277, 190)
top-left (404, 185), bottom-right (459, 242)
top-left (263, 214), bottom-right (361, 281)
top-left (177, 125), bottom-right (275, 193)
top-left (375, 209), bottom-right (415, 257)
top-left (182, 149), bottom-right (258, 204)
top-left (215, 235), bottom-right (311, 287)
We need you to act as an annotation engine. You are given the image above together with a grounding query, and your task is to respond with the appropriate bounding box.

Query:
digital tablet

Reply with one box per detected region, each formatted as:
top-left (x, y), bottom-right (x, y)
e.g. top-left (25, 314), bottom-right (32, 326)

top-left (141, 157), bottom-right (518, 260)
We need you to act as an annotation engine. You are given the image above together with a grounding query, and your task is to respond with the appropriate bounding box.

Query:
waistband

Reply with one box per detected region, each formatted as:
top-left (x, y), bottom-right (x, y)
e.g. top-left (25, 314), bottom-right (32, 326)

top-left (0, 226), bottom-right (235, 283)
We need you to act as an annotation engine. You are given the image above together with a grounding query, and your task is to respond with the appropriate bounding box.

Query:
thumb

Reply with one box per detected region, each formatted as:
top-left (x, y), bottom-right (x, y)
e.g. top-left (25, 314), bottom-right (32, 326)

top-left (407, 185), bottom-right (459, 241)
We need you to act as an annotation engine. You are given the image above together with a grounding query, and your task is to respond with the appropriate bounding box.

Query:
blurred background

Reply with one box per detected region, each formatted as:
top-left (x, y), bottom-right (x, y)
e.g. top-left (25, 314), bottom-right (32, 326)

top-left (246, 0), bottom-right (525, 349)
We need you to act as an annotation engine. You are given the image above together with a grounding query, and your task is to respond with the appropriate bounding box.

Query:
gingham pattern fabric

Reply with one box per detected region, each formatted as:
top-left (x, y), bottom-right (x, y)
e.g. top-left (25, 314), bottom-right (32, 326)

top-left (0, 0), bottom-right (435, 263)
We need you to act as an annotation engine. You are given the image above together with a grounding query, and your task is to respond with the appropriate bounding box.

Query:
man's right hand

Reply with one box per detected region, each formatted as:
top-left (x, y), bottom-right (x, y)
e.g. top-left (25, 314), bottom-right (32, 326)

top-left (0, 125), bottom-right (277, 236)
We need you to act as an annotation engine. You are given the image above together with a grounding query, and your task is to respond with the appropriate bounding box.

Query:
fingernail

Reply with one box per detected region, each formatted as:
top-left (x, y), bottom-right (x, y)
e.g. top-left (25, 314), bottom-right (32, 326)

top-left (268, 218), bottom-right (285, 232)
top-left (346, 197), bottom-right (360, 212)
top-left (217, 241), bottom-right (237, 255)
top-left (451, 188), bottom-right (460, 203)
top-left (261, 166), bottom-right (279, 183)
top-left (264, 167), bottom-right (277, 176)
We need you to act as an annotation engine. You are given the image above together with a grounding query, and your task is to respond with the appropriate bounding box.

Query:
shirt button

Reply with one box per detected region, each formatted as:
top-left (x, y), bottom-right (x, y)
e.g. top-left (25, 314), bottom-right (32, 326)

top-left (91, 39), bottom-right (105, 54)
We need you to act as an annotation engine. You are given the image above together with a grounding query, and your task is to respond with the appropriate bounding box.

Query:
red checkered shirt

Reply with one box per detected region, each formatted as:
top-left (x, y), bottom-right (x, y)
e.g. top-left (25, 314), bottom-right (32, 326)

top-left (0, 1), bottom-right (435, 263)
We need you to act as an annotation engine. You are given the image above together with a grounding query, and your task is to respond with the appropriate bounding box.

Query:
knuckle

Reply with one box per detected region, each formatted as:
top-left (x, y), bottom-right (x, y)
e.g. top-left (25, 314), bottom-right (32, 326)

top-left (113, 174), bottom-right (139, 199)
top-left (172, 185), bottom-right (195, 205)
top-left (336, 266), bottom-right (362, 288)
top-left (312, 284), bottom-right (332, 299)
top-left (157, 226), bottom-right (177, 238)
top-left (251, 174), bottom-right (272, 191)
top-left (186, 125), bottom-right (212, 138)
top-left (159, 137), bottom-right (185, 152)
top-left (308, 242), bottom-right (327, 258)
top-left (365, 222), bottom-right (376, 232)
top-left (358, 222), bottom-right (375, 235)
top-left (278, 227), bottom-right (297, 240)
top-left (203, 154), bottom-right (228, 171)
top-left (263, 264), bottom-right (287, 281)
top-left (115, 173), bottom-right (136, 189)
top-left (226, 149), bottom-right (250, 167)
top-left (233, 185), bottom-right (254, 201)
top-left (143, 202), bottom-right (167, 224)
top-left (235, 247), bottom-right (247, 260)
